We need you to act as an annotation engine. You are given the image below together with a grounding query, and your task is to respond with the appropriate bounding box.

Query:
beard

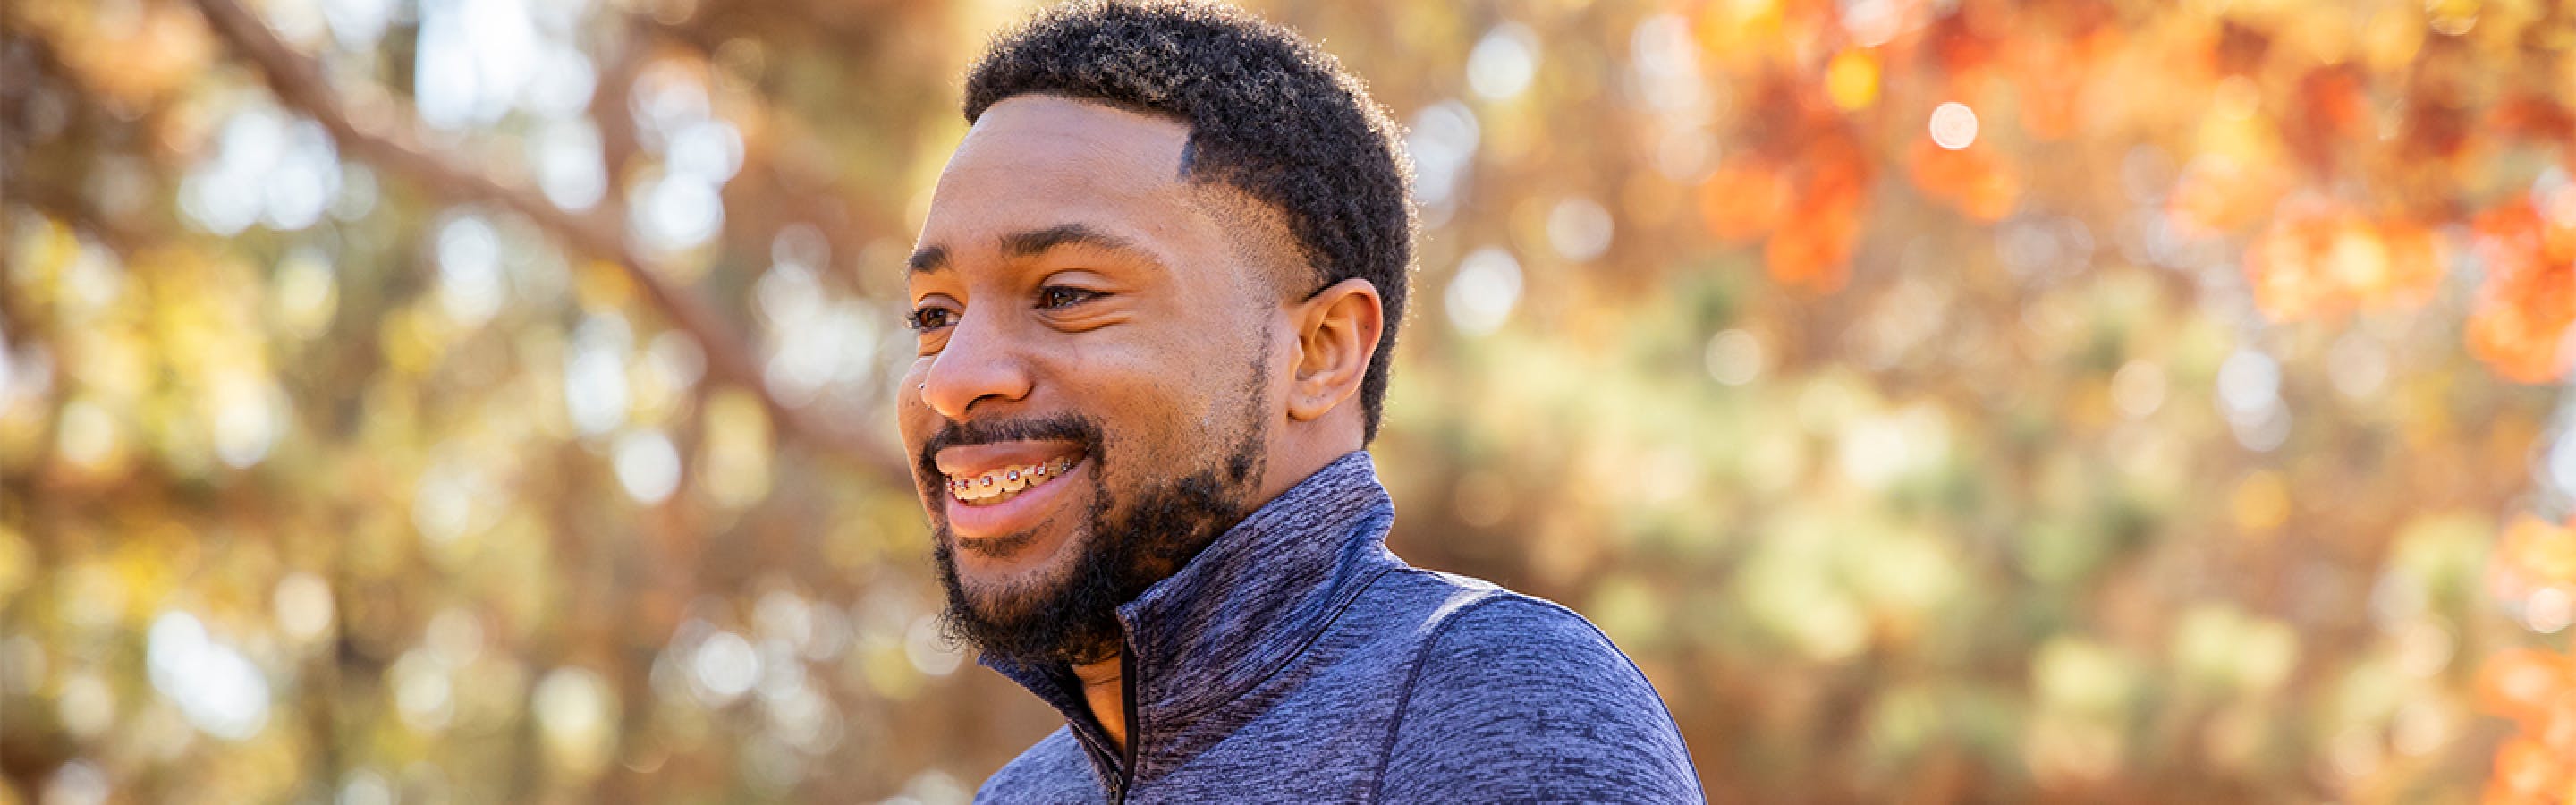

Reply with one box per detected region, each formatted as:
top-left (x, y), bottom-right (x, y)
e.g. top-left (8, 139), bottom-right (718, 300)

top-left (920, 375), bottom-right (1269, 667)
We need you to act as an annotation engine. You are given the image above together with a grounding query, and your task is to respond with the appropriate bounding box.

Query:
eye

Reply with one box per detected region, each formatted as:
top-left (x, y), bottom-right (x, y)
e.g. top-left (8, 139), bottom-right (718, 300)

top-left (905, 305), bottom-right (957, 333)
top-left (1037, 285), bottom-right (1103, 309)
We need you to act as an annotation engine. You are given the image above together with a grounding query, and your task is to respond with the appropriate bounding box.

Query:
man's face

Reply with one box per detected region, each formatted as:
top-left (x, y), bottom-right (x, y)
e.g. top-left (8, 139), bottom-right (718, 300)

top-left (899, 96), bottom-right (1289, 665)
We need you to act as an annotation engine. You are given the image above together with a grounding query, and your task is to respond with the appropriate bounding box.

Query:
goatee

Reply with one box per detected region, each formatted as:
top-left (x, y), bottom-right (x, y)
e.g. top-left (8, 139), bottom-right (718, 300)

top-left (923, 411), bottom-right (1265, 667)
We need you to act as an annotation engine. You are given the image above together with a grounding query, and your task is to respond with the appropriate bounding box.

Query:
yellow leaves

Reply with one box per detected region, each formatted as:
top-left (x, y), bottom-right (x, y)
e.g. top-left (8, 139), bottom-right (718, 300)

top-left (8, 0), bottom-right (2576, 798)
top-left (2035, 636), bottom-right (2140, 716)
top-left (1835, 402), bottom-right (1952, 492)
top-left (0, 524), bottom-right (30, 622)
top-left (1824, 49), bottom-right (1878, 112)
top-left (13, 0), bottom-right (216, 111)
top-left (2243, 201), bottom-right (2445, 323)
top-left (2230, 469), bottom-right (2291, 534)
top-left (2426, 0), bottom-right (2482, 38)
top-left (1740, 502), bottom-right (1964, 664)
top-left (2026, 636), bottom-right (2139, 784)
top-left (2360, 4), bottom-right (2427, 72)
top-left (533, 665), bottom-right (623, 780)
top-left (2166, 155), bottom-right (2288, 235)
top-left (21, 242), bottom-right (292, 478)
top-left (698, 388), bottom-right (774, 510)
top-left (378, 303), bottom-right (453, 377)
top-left (267, 249), bottom-right (337, 341)
top-left (2498, 515), bottom-right (2576, 589)
top-left (573, 258), bottom-right (638, 312)
top-left (2172, 605), bottom-right (2300, 694)
top-left (1691, 0), bottom-right (1787, 72)
top-left (1583, 574), bottom-right (1665, 651)
top-left (51, 398), bottom-right (134, 482)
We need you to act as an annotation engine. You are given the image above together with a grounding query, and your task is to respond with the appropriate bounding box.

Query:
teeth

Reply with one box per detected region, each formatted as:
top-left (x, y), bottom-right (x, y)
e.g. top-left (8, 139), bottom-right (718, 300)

top-left (949, 457), bottom-right (1076, 504)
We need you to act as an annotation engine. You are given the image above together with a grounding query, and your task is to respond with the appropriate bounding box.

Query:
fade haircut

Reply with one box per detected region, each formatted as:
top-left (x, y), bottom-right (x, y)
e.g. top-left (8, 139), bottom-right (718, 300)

top-left (962, 0), bottom-right (1415, 442)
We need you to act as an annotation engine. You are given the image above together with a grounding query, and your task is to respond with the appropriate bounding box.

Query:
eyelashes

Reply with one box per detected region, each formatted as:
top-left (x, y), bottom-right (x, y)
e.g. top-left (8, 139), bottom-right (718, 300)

top-left (905, 306), bottom-right (956, 332)
top-left (907, 285), bottom-right (1107, 334)
top-left (1037, 285), bottom-right (1102, 309)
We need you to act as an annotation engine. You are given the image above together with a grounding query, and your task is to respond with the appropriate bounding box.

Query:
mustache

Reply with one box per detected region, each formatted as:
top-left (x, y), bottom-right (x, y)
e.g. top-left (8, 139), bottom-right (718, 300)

top-left (915, 411), bottom-right (1105, 475)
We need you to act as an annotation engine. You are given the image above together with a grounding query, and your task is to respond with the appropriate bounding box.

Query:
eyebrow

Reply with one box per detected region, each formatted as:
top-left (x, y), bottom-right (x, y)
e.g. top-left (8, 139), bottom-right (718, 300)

top-left (906, 224), bottom-right (1155, 276)
top-left (907, 244), bottom-right (948, 274)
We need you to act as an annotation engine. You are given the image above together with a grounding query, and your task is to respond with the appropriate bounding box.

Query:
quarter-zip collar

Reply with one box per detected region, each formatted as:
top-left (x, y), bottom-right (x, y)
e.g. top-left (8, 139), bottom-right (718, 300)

top-left (979, 451), bottom-right (1397, 795)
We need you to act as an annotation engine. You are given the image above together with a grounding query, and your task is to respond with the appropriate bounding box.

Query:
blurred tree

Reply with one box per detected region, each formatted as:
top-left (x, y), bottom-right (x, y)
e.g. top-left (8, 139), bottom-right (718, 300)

top-left (2, 0), bottom-right (2572, 802)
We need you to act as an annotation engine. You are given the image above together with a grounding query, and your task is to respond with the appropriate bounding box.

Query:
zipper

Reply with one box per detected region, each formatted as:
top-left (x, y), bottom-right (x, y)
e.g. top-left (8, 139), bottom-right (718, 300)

top-left (1113, 647), bottom-right (1139, 804)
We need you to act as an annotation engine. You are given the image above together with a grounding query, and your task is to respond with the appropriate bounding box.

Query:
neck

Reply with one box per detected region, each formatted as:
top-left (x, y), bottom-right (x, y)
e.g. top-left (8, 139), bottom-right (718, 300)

top-left (1063, 444), bottom-right (1361, 758)
top-left (1256, 427), bottom-right (1362, 505)
top-left (1072, 653), bottom-right (1127, 754)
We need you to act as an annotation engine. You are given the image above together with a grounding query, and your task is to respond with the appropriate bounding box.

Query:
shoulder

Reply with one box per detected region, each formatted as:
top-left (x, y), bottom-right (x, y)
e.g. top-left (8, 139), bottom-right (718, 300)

top-left (976, 727), bottom-right (1103, 804)
top-left (1375, 569), bottom-right (1640, 682)
top-left (1400, 587), bottom-right (1666, 720)
top-left (1419, 583), bottom-right (1620, 667)
top-left (1373, 577), bottom-right (1704, 803)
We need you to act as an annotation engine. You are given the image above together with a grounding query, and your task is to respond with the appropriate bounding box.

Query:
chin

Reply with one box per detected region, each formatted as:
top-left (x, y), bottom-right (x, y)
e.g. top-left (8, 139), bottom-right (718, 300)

top-left (946, 522), bottom-right (1089, 619)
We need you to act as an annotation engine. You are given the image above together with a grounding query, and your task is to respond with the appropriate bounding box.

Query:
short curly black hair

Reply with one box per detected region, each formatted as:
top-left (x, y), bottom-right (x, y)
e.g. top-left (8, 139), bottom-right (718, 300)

top-left (962, 0), bottom-right (1415, 442)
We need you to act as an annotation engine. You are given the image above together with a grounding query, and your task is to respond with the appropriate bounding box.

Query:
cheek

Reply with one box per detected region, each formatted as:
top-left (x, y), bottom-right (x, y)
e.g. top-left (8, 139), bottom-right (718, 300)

top-left (1046, 352), bottom-right (1179, 460)
top-left (1098, 356), bottom-right (1247, 464)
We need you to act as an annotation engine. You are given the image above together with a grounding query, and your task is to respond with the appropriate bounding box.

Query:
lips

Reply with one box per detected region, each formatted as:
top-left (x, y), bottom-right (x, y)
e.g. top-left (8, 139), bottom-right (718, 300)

top-left (932, 441), bottom-right (1090, 545)
top-left (948, 455), bottom-right (1078, 505)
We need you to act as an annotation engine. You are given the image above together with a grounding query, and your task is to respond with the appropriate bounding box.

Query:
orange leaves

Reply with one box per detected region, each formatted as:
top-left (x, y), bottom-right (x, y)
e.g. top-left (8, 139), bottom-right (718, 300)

top-left (2011, 30), bottom-right (2117, 142)
top-left (2484, 517), bottom-right (2576, 805)
top-left (2282, 66), bottom-right (2371, 177)
top-left (11, 0), bottom-right (217, 111)
top-left (2166, 157), bottom-right (2287, 235)
top-left (2241, 201), bottom-right (2442, 322)
top-left (2490, 95), bottom-right (2576, 144)
top-left (1695, 83), bottom-right (1875, 295)
top-left (1765, 135), bottom-right (1874, 294)
top-left (1697, 157), bottom-right (1792, 244)
top-left (2480, 648), bottom-right (2574, 725)
top-left (2479, 648), bottom-right (2576, 805)
top-left (2465, 199), bottom-right (2576, 384)
top-left (1905, 140), bottom-right (2020, 224)
top-left (2497, 515), bottom-right (2576, 591)
top-left (2240, 191), bottom-right (2574, 387)
top-left (2486, 735), bottom-right (2576, 805)
top-left (1696, 154), bottom-right (1865, 294)
top-left (1765, 191), bottom-right (1864, 294)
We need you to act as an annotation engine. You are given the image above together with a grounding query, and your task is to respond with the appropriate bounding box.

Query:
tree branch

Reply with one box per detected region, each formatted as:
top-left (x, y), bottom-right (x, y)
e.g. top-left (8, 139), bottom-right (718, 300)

top-left (184, 0), bottom-right (911, 484)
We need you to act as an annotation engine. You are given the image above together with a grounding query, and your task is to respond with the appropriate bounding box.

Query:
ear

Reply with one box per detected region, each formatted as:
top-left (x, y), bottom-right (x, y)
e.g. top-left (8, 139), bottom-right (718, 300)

top-left (1286, 278), bottom-right (1383, 423)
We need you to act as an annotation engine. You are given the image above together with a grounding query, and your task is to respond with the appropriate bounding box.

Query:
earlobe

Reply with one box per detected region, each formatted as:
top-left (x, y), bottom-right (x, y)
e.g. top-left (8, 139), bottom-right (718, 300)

top-left (1286, 278), bottom-right (1383, 423)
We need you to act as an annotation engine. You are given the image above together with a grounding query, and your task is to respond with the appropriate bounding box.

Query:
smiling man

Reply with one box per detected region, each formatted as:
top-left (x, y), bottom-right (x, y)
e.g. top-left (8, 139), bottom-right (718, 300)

top-left (898, 2), bottom-right (1701, 801)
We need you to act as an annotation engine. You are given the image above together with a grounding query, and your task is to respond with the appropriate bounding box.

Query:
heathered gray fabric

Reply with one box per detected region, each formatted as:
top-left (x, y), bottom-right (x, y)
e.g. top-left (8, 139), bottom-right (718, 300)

top-left (975, 452), bottom-right (1703, 803)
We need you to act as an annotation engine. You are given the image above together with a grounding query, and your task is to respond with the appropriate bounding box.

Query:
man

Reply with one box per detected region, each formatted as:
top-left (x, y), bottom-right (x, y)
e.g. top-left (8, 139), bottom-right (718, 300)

top-left (896, 1), bottom-right (1702, 801)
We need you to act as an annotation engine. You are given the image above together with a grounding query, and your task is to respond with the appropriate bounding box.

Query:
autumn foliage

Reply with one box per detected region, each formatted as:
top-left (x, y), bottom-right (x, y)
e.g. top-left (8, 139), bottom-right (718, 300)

top-left (2466, 198), bottom-right (2576, 385)
top-left (9, 0), bottom-right (2576, 801)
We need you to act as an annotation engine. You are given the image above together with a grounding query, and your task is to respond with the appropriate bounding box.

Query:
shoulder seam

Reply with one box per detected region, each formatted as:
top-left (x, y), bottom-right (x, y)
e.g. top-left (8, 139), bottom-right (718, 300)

top-left (1360, 575), bottom-right (1513, 803)
top-left (1209, 563), bottom-right (1399, 718)
top-left (1360, 586), bottom-right (1707, 803)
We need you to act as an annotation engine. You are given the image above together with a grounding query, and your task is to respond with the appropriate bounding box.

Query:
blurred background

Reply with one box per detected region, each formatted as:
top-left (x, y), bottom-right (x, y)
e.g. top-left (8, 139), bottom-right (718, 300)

top-left (4, 0), bottom-right (2576, 801)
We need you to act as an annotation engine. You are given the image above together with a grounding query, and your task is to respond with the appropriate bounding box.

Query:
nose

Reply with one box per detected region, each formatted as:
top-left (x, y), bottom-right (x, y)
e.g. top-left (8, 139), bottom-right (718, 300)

top-left (919, 308), bottom-right (1033, 421)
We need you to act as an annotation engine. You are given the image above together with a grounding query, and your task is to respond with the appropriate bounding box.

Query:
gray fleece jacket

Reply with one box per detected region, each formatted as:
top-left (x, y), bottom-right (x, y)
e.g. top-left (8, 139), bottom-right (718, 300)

top-left (975, 452), bottom-right (1704, 803)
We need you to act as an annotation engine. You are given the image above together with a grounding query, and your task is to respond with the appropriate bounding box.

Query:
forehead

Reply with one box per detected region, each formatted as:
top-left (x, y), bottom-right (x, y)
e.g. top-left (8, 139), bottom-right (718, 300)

top-left (946, 95), bottom-right (1191, 189)
top-left (919, 96), bottom-right (1204, 259)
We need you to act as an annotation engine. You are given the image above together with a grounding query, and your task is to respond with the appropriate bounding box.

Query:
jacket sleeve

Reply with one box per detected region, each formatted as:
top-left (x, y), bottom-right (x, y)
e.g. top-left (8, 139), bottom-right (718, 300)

top-left (1373, 597), bottom-right (1705, 804)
